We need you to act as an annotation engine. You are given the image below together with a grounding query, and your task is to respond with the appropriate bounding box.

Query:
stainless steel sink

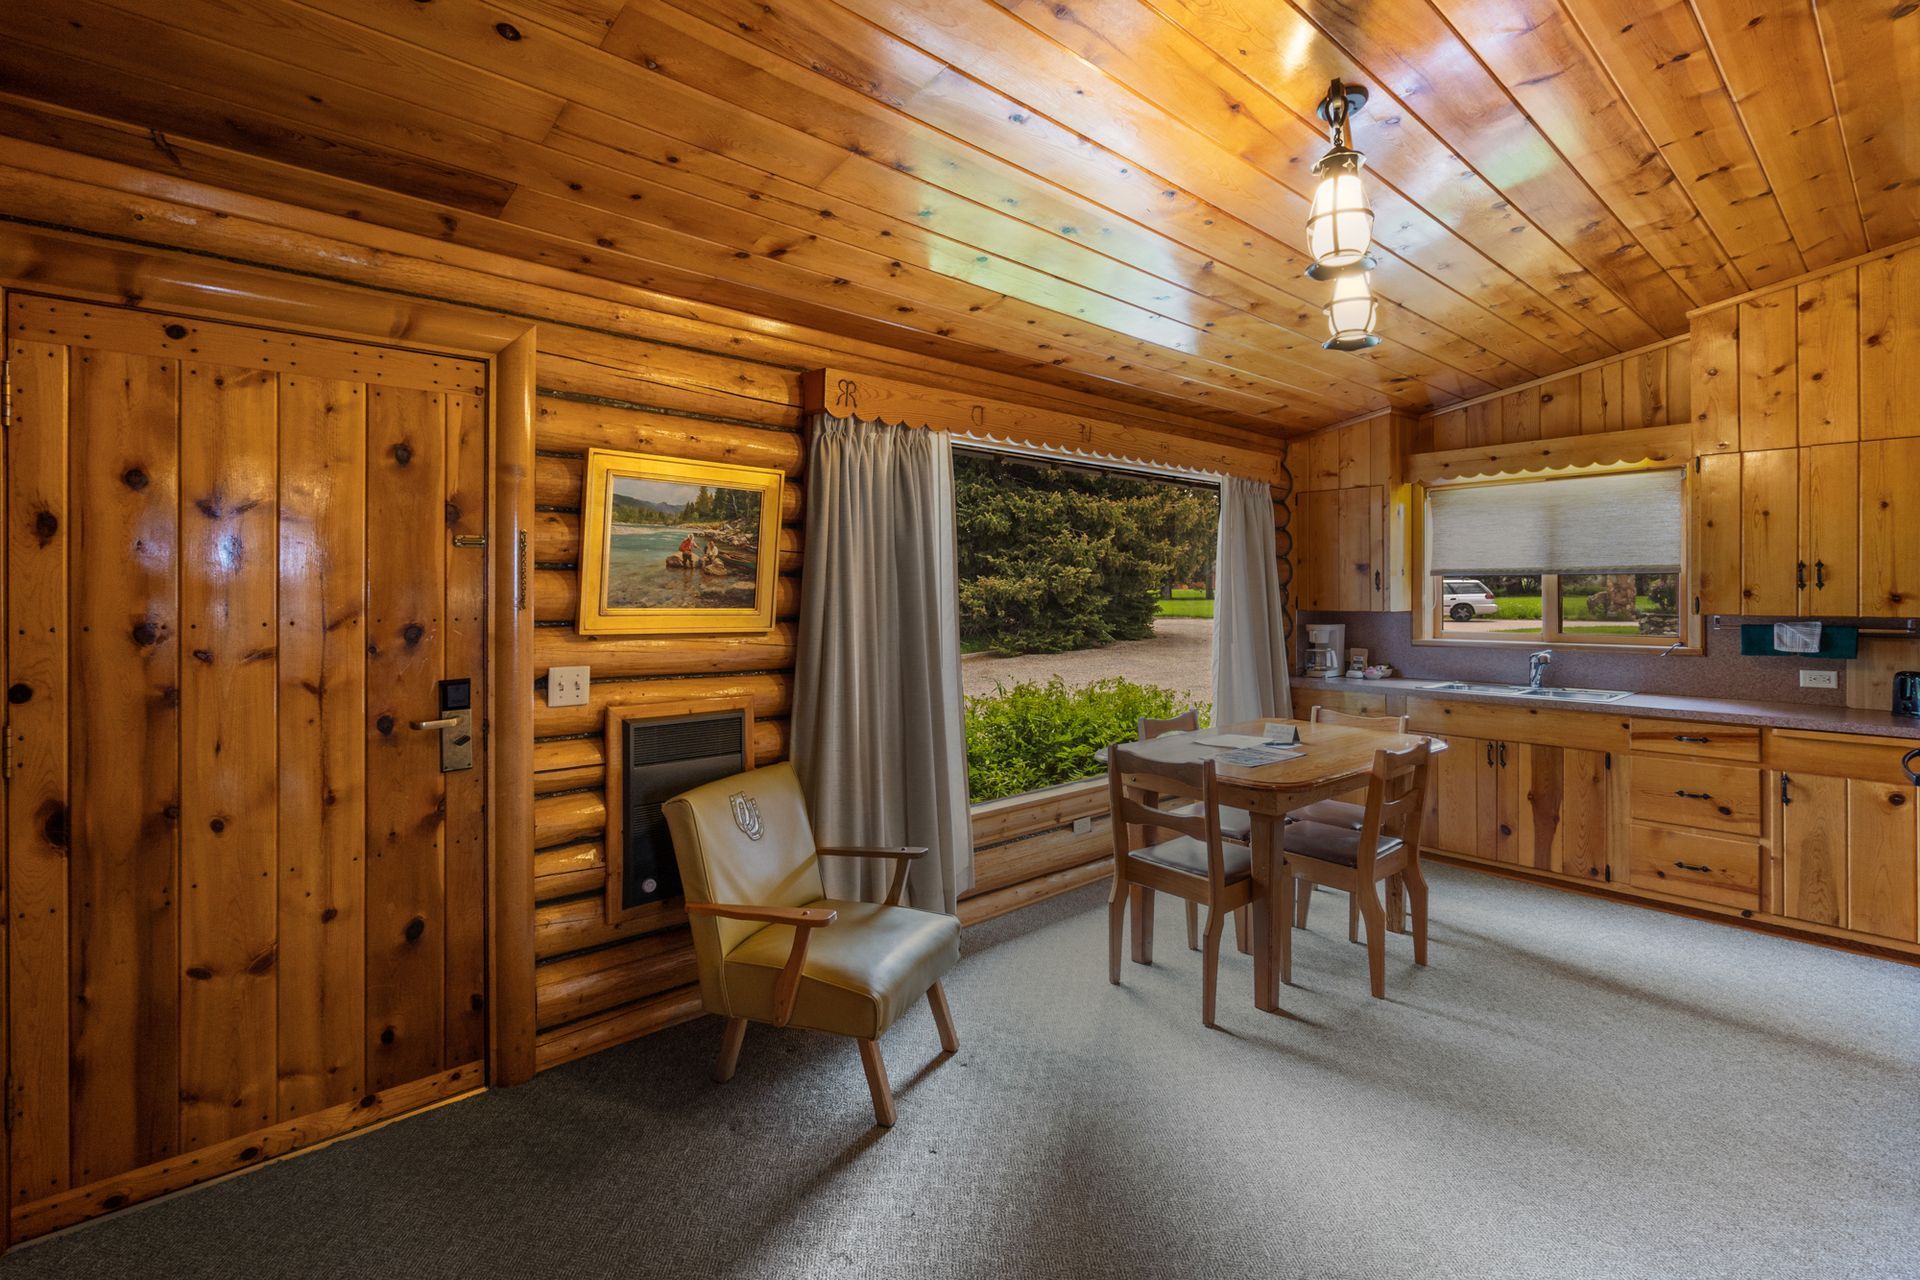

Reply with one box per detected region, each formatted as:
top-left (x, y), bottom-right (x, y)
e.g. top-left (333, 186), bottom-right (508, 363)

top-left (1421, 681), bottom-right (1633, 703)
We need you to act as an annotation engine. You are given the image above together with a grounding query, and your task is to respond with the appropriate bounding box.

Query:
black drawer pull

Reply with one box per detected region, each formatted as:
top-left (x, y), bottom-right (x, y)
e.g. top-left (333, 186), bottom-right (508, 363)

top-left (1673, 861), bottom-right (1713, 874)
top-left (1498, 742), bottom-right (1507, 766)
top-left (1675, 790), bottom-right (1713, 800)
top-left (1486, 742), bottom-right (1493, 766)
top-left (1674, 734), bottom-right (1711, 744)
top-left (1796, 560), bottom-right (1806, 590)
top-left (1814, 559), bottom-right (1826, 589)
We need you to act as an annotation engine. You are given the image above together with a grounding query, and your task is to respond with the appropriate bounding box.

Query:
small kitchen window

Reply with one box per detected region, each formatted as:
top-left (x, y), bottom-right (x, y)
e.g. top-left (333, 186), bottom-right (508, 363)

top-left (1420, 468), bottom-right (1690, 649)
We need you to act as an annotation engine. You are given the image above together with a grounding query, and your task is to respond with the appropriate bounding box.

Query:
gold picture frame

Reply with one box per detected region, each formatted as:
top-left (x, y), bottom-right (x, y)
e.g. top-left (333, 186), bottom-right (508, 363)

top-left (576, 449), bottom-right (784, 635)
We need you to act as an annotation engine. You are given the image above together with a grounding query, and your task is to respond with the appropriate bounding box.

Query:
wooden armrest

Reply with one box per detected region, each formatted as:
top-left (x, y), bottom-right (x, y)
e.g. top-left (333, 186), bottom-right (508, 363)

top-left (685, 902), bottom-right (836, 1027)
top-left (815, 846), bottom-right (929, 861)
top-left (684, 902), bottom-right (839, 928)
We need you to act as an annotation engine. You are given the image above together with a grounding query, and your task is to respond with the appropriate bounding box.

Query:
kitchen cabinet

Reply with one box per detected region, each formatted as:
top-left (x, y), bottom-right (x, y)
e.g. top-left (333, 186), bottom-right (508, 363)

top-left (1798, 443), bottom-right (1857, 614)
top-left (1295, 486), bottom-right (1384, 611)
top-left (1738, 448), bottom-right (1798, 614)
top-left (1418, 726), bottom-right (1613, 879)
top-left (1776, 772), bottom-right (1919, 942)
top-left (1860, 437), bottom-right (1920, 618)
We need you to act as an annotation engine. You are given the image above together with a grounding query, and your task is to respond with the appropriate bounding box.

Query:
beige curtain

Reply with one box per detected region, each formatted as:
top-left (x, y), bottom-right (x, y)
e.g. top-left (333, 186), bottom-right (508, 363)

top-left (791, 415), bottom-right (973, 911)
top-left (1212, 474), bottom-right (1292, 726)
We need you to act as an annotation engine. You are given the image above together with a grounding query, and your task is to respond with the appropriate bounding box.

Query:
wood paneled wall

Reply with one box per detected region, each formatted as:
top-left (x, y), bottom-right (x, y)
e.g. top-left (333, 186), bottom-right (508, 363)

top-left (1425, 338), bottom-right (1693, 450)
top-left (0, 140), bottom-right (1289, 1075)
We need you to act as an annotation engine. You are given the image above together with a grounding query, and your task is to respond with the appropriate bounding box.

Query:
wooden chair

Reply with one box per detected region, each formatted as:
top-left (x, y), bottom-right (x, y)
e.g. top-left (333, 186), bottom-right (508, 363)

top-left (1107, 741), bottom-right (1254, 1028)
top-left (1136, 712), bottom-right (1251, 956)
top-left (1289, 705), bottom-right (1410, 938)
top-left (1277, 741), bottom-right (1434, 999)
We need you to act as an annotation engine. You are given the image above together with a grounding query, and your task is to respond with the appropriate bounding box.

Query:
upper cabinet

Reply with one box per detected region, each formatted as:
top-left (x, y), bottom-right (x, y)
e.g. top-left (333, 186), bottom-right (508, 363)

top-left (1287, 413), bottom-right (1414, 614)
top-left (1692, 244), bottom-right (1920, 619)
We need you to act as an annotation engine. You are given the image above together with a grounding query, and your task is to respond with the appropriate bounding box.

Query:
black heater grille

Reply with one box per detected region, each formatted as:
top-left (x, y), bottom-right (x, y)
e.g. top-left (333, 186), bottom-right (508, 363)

top-left (622, 710), bottom-right (747, 910)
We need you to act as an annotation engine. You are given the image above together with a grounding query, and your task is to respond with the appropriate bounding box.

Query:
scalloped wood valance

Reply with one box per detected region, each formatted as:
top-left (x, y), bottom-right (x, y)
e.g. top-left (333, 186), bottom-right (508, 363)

top-left (1408, 422), bottom-right (1692, 486)
top-left (800, 368), bottom-right (1286, 485)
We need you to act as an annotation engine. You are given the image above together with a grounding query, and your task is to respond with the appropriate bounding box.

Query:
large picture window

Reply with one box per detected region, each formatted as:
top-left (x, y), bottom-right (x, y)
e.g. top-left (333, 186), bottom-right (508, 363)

top-left (1423, 469), bottom-right (1688, 647)
top-left (953, 449), bottom-right (1219, 802)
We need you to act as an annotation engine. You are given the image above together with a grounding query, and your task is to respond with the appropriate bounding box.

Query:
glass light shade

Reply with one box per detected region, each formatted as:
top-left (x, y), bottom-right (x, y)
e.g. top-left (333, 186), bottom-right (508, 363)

top-left (1305, 149), bottom-right (1375, 279)
top-left (1322, 271), bottom-right (1380, 350)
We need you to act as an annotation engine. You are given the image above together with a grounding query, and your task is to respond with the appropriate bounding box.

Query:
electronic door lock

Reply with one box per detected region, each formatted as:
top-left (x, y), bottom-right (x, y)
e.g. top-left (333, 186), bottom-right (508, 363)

top-left (419, 677), bottom-right (475, 772)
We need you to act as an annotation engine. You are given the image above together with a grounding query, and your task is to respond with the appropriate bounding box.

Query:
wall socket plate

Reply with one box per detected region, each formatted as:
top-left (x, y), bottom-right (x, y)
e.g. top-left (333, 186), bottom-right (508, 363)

top-left (546, 665), bottom-right (591, 707)
top-left (1799, 669), bottom-right (1838, 689)
top-left (1072, 816), bottom-right (1094, 835)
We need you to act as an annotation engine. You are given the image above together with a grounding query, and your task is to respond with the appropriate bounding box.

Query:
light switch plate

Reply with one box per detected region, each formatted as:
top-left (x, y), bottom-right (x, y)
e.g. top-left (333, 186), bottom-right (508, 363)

top-left (1799, 669), bottom-right (1838, 689)
top-left (547, 665), bottom-right (591, 707)
top-left (1072, 816), bottom-right (1093, 835)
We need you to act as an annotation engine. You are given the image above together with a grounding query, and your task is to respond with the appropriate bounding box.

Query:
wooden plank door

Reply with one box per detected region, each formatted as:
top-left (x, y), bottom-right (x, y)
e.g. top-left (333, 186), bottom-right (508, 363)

top-left (4, 295), bottom-right (489, 1238)
top-left (1778, 772), bottom-right (1848, 928)
top-left (1427, 734), bottom-right (1485, 857)
top-left (1847, 780), bottom-right (1919, 942)
top-left (1739, 448), bottom-right (1799, 614)
top-left (1486, 740), bottom-right (1521, 866)
top-left (1558, 749), bottom-right (1611, 883)
top-left (1860, 437), bottom-right (1920, 618)
top-left (1797, 444), bottom-right (1857, 616)
top-left (1694, 451), bottom-right (1742, 614)
top-left (1332, 486), bottom-right (1377, 612)
top-left (1512, 743), bottom-right (1561, 871)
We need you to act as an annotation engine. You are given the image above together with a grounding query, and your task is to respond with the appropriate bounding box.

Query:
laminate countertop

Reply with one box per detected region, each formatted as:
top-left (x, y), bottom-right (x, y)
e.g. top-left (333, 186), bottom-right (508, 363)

top-left (1291, 675), bottom-right (1920, 742)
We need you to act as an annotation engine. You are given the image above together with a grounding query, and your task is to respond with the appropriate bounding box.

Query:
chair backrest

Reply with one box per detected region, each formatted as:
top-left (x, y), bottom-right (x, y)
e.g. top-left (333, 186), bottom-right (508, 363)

top-left (1354, 740), bottom-right (1434, 872)
top-left (1106, 740), bottom-right (1231, 887)
top-left (1138, 708), bottom-right (1200, 740)
top-left (1310, 704), bottom-right (1410, 732)
top-left (663, 763), bottom-right (825, 1000)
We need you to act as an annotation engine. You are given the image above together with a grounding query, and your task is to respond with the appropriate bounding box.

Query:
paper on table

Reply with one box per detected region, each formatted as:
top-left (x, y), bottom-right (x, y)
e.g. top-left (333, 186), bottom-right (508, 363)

top-left (1217, 746), bottom-right (1305, 766)
top-left (1196, 733), bottom-right (1270, 748)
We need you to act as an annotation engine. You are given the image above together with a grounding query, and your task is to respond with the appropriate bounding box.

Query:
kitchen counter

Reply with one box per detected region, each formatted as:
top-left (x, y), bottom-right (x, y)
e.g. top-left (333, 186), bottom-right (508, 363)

top-left (1292, 674), bottom-right (1920, 742)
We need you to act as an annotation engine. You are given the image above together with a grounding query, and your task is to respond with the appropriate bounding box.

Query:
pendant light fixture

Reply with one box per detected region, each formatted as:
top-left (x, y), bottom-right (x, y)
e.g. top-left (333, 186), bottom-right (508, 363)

top-left (1307, 77), bottom-right (1381, 350)
top-left (1306, 78), bottom-right (1376, 280)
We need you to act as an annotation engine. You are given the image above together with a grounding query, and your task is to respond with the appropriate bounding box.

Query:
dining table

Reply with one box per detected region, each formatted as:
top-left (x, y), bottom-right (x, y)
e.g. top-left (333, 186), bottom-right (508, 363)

top-left (1106, 716), bottom-right (1445, 1014)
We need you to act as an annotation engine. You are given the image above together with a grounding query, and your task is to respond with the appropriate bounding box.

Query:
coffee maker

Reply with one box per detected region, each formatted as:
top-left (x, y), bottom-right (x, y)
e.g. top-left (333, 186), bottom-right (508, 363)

top-left (1894, 670), bottom-right (1919, 720)
top-left (1304, 623), bottom-right (1345, 678)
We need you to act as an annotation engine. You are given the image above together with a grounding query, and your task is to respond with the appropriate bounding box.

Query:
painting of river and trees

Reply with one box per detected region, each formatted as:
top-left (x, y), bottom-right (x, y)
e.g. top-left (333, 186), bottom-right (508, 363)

top-left (577, 450), bottom-right (783, 635)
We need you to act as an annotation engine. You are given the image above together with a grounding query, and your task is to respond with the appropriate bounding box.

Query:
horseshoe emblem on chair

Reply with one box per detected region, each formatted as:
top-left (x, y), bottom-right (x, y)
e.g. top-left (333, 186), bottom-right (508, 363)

top-left (729, 791), bottom-right (765, 841)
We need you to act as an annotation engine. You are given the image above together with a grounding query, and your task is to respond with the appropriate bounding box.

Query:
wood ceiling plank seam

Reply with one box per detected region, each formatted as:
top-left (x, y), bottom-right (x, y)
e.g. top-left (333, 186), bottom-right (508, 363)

top-left (1278, 0), bottom-right (1692, 338)
top-left (748, 0), bottom-right (1564, 386)
top-left (0, 32), bottom-right (519, 217)
top-left (1555, 0), bottom-right (1808, 290)
top-left (1685, 0), bottom-right (1871, 269)
top-left (1802, 0), bottom-right (1875, 258)
top-left (1022, 0), bottom-right (1639, 366)
top-left (490, 183), bottom-right (1348, 419)
top-left (538, 114), bottom-right (1447, 414)
top-left (101, 0), bottom-right (569, 145)
top-left (0, 119), bottom-right (1309, 436)
top-left (1425, 0), bottom-right (1747, 305)
top-left (1808, 0), bottom-right (1920, 251)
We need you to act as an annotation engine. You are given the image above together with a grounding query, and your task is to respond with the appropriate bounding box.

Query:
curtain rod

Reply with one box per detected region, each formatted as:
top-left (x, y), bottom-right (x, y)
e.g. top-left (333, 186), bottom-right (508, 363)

top-left (1707, 616), bottom-right (1920, 639)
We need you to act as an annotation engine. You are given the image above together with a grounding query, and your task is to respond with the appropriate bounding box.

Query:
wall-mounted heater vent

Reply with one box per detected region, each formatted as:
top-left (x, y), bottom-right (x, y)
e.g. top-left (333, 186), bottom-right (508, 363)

top-left (621, 710), bottom-right (747, 910)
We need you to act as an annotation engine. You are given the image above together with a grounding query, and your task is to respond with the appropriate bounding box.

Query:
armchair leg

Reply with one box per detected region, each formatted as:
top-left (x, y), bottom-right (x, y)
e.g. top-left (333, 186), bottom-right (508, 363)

top-left (1277, 868), bottom-right (1297, 987)
top-left (857, 1038), bottom-right (896, 1127)
top-left (1357, 881), bottom-right (1388, 1000)
top-left (927, 981), bottom-right (959, 1054)
top-left (713, 1016), bottom-right (748, 1084)
top-left (1107, 875), bottom-right (1126, 985)
top-left (1294, 879), bottom-right (1312, 929)
top-left (1233, 905), bottom-right (1252, 956)
top-left (1201, 907), bottom-right (1226, 1029)
top-left (1185, 900), bottom-right (1199, 952)
top-left (1348, 891), bottom-right (1361, 944)
top-left (1129, 885), bottom-right (1155, 965)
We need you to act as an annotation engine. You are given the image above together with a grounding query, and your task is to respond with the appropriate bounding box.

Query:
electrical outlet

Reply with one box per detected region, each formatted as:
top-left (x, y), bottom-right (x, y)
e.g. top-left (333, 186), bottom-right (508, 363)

top-left (1072, 816), bottom-right (1094, 835)
top-left (546, 665), bottom-right (591, 707)
top-left (1799, 669), bottom-right (1838, 689)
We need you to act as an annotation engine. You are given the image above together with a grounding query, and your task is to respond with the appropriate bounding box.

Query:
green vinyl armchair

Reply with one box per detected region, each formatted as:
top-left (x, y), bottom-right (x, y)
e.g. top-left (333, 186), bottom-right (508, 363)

top-left (663, 763), bottom-right (961, 1126)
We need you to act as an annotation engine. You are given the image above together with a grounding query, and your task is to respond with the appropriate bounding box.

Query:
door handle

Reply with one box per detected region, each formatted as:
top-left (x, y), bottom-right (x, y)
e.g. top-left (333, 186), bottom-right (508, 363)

top-left (1674, 735), bottom-right (1711, 744)
top-left (1673, 861), bottom-right (1713, 874)
top-left (1796, 560), bottom-right (1806, 590)
top-left (1486, 742), bottom-right (1493, 766)
top-left (1674, 790), bottom-right (1713, 800)
top-left (1498, 742), bottom-right (1507, 766)
top-left (1814, 560), bottom-right (1826, 589)
top-left (1904, 749), bottom-right (1920, 786)
top-left (410, 717), bottom-right (461, 731)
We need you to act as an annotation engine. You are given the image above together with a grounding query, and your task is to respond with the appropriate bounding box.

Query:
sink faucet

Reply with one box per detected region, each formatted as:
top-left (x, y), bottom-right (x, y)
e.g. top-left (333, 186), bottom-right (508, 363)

top-left (1527, 649), bottom-right (1553, 691)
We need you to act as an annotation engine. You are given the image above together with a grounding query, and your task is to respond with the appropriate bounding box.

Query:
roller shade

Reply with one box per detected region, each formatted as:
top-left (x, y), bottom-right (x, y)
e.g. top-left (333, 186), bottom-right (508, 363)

top-left (1427, 470), bottom-right (1683, 575)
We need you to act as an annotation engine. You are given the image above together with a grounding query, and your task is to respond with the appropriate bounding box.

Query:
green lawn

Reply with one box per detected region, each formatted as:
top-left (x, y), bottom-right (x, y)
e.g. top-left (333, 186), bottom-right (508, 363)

top-left (1155, 587), bottom-right (1214, 620)
top-left (1491, 594), bottom-right (1656, 621)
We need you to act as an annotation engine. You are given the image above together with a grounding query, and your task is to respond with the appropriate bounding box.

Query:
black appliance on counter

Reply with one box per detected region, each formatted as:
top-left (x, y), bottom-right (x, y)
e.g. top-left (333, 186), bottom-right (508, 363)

top-left (1896, 670), bottom-right (1920, 720)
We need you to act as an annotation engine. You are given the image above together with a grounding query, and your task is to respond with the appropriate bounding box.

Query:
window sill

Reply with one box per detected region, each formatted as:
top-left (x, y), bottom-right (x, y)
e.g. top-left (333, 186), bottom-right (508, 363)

top-left (1412, 636), bottom-right (1702, 656)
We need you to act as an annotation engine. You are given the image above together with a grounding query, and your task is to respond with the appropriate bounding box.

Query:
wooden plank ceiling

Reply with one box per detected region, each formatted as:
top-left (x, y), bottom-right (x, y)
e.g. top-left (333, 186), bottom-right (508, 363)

top-left (0, 0), bottom-right (1913, 438)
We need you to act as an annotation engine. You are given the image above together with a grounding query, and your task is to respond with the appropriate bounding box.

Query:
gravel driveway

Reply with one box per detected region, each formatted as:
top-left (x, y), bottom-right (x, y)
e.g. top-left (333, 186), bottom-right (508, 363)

top-left (960, 617), bottom-right (1213, 708)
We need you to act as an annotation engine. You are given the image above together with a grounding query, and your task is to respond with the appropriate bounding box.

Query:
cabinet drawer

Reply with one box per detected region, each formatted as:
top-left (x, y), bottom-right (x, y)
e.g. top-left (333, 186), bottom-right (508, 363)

top-left (1629, 759), bottom-right (1764, 836)
top-left (1627, 718), bottom-right (1762, 761)
top-left (1627, 824), bottom-right (1761, 909)
top-left (1406, 698), bottom-right (1627, 752)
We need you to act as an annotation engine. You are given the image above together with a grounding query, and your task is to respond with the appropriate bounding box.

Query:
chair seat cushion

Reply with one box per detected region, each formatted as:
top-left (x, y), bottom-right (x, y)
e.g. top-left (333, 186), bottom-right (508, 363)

top-left (1129, 834), bottom-right (1251, 882)
top-left (722, 899), bottom-right (960, 1040)
top-left (1281, 820), bottom-right (1403, 868)
top-left (1164, 801), bottom-right (1252, 844)
top-left (1289, 799), bottom-right (1365, 831)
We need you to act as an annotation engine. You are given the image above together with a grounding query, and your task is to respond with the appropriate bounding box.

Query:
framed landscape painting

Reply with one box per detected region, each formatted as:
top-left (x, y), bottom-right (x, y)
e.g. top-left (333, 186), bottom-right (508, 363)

top-left (576, 449), bottom-right (784, 635)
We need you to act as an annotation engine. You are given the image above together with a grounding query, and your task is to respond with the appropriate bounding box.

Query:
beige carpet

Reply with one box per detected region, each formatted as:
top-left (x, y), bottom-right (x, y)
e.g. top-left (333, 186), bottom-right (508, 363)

top-left (8, 865), bottom-right (1918, 1279)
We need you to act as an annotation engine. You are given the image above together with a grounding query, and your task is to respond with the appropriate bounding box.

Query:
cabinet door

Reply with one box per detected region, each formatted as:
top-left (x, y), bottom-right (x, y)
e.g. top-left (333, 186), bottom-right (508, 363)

top-left (1511, 743), bottom-right (1562, 871)
top-left (1860, 438), bottom-right (1920, 618)
top-left (1429, 734), bottom-right (1487, 857)
top-left (1695, 451), bottom-right (1742, 614)
top-left (1298, 489), bottom-right (1338, 610)
top-left (1798, 443), bottom-right (1857, 615)
top-left (1848, 780), bottom-right (1919, 941)
top-left (1740, 448), bottom-right (1799, 614)
top-left (1778, 772), bottom-right (1848, 928)
top-left (1485, 739), bottom-right (1520, 865)
top-left (1558, 749), bottom-right (1612, 882)
top-left (1333, 485), bottom-right (1380, 611)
